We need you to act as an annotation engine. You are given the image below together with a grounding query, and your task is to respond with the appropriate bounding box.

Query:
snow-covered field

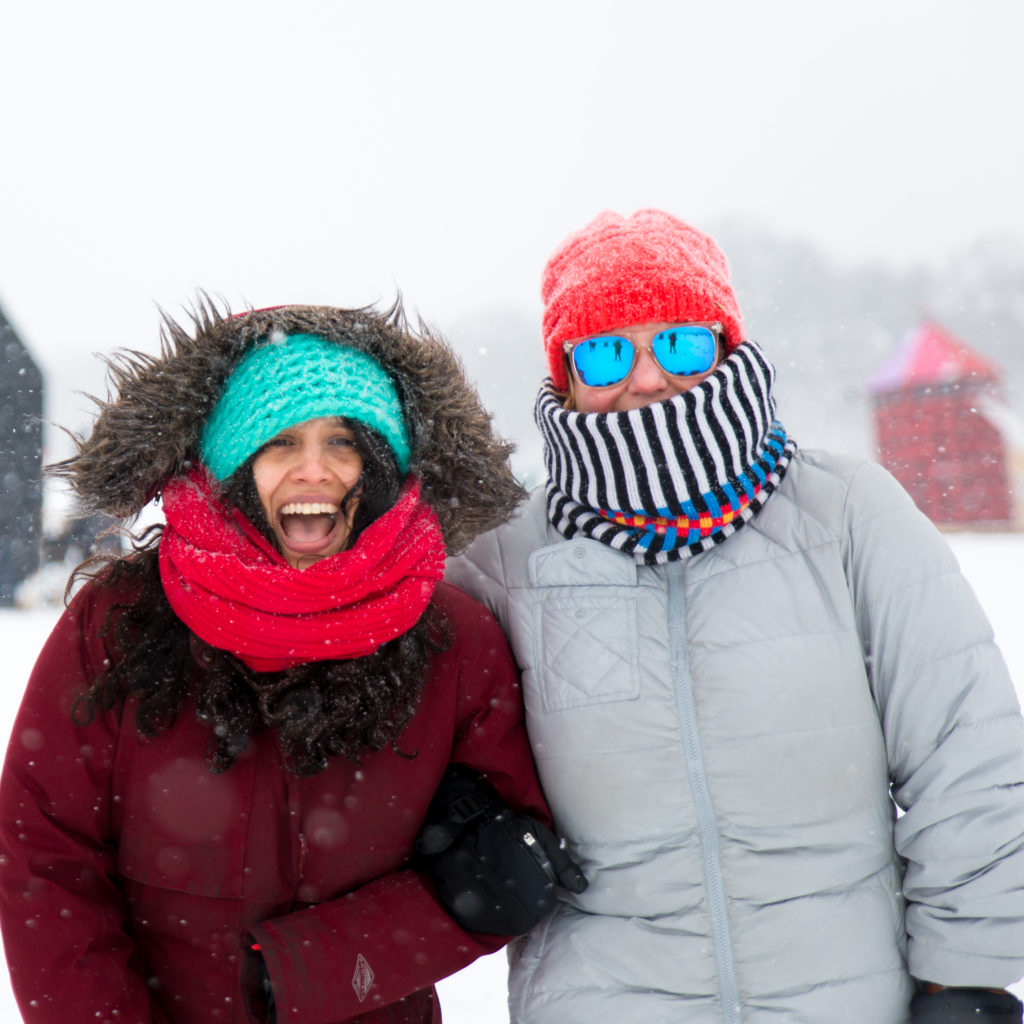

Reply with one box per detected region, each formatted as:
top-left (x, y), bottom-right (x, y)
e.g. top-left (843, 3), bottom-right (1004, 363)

top-left (1, 532), bottom-right (1022, 1020)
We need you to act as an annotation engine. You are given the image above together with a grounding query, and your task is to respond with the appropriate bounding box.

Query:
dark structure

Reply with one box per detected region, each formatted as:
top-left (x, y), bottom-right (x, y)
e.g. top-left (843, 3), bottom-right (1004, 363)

top-left (0, 305), bottom-right (44, 604)
top-left (868, 320), bottom-right (1012, 528)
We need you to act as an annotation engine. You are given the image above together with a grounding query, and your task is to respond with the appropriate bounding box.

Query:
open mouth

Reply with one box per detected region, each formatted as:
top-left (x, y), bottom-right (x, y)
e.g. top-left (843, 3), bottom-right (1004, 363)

top-left (278, 501), bottom-right (342, 548)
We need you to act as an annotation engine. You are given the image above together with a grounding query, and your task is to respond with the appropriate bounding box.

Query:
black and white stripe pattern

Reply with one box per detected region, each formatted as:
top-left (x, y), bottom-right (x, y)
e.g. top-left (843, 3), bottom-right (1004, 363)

top-left (535, 341), bottom-right (798, 563)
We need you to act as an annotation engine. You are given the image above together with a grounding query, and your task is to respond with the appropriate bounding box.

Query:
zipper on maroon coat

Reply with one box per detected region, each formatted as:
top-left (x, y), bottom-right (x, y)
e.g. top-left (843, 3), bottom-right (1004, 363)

top-left (277, 732), bottom-right (309, 902)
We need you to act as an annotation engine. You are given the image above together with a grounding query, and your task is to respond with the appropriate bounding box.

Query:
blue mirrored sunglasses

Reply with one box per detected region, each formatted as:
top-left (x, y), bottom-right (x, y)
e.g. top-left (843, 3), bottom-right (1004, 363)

top-left (564, 322), bottom-right (722, 389)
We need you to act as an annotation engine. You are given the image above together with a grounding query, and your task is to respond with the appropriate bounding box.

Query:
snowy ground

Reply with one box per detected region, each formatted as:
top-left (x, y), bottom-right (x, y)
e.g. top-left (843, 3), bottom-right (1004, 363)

top-left (1, 532), bottom-right (1022, 1020)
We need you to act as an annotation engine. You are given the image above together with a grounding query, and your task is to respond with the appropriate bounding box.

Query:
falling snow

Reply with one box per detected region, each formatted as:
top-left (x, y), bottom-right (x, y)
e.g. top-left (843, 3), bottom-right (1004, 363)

top-left (1, 532), bottom-right (1023, 1020)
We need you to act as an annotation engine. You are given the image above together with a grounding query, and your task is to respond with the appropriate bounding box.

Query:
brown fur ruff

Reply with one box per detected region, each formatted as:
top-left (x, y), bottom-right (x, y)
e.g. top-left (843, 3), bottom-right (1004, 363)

top-left (51, 297), bottom-right (525, 554)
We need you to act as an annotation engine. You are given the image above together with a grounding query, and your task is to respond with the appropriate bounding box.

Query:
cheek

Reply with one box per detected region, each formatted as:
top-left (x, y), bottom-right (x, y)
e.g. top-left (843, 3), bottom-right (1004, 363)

top-left (688, 368), bottom-right (717, 389)
top-left (251, 458), bottom-right (280, 517)
top-left (569, 377), bottom-right (618, 414)
top-left (657, 366), bottom-right (718, 401)
top-left (338, 453), bottom-right (364, 489)
top-left (576, 388), bottom-right (621, 414)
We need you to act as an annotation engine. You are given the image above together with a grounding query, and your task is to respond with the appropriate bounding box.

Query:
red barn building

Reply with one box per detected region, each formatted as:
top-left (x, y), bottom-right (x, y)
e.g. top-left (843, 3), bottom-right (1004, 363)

top-left (868, 320), bottom-right (1012, 527)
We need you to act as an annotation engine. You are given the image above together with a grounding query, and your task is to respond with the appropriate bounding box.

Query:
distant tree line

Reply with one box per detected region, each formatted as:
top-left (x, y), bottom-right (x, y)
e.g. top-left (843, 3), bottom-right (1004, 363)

top-left (449, 226), bottom-right (1024, 478)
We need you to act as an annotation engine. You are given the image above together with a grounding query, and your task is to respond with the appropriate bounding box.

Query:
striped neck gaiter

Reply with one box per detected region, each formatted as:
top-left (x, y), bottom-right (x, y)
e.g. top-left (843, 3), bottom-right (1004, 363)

top-left (535, 341), bottom-right (798, 563)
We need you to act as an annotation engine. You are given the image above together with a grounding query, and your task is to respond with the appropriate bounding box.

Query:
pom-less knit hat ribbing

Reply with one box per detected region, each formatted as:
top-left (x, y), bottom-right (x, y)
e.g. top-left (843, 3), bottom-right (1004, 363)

top-left (200, 333), bottom-right (411, 480)
top-left (541, 209), bottom-right (745, 392)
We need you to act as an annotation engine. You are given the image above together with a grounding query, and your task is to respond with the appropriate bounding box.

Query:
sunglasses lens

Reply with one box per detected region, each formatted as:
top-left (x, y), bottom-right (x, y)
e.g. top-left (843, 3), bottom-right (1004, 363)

top-left (651, 326), bottom-right (717, 376)
top-left (571, 336), bottom-right (635, 387)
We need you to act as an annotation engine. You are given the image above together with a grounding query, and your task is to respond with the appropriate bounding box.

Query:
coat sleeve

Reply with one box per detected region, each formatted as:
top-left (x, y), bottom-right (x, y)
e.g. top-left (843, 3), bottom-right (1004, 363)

top-left (841, 460), bottom-right (1024, 988)
top-left (444, 528), bottom-right (510, 626)
top-left (0, 586), bottom-right (154, 1023)
top-left (247, 592), bottom-right (549, 1024)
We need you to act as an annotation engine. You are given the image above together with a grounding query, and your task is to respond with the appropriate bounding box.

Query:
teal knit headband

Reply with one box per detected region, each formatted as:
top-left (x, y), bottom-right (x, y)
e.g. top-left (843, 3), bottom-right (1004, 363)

top-left (200, 334), bottom-right (411, 481)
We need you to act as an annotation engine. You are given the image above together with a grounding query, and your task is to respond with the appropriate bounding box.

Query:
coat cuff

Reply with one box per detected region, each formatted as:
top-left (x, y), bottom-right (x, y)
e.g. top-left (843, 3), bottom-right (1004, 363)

top-left (247, 869), bottom-right (502, 1023)
top-left (908, 939), bottom-right (1024, 991)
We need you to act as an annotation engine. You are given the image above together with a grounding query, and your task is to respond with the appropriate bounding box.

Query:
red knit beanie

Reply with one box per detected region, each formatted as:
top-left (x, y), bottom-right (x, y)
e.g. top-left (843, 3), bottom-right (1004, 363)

top-left (541, 209), bottom-right (745, 391)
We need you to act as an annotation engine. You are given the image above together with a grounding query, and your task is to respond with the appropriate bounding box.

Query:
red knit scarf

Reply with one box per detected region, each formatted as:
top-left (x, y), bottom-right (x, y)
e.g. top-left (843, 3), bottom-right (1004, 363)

top-left (158, 467), bottom-right (446, 672)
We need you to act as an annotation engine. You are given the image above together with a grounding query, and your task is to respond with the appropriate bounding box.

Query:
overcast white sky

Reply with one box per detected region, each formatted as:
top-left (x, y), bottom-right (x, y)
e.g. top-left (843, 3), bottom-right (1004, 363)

top-left (2, 0), bottom-right (1022, 441)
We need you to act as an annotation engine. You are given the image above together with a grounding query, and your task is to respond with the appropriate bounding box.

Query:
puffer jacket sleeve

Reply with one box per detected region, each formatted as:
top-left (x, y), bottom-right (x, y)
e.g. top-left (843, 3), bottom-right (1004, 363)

top-left (444, 528), bottom-right (509, 625)
top-left (247, 592), bottom-right (549, 1024)
top-left (0, 585), bottom-right (153, 1022)
top-left (841, 459), bottom-right (1024, 988)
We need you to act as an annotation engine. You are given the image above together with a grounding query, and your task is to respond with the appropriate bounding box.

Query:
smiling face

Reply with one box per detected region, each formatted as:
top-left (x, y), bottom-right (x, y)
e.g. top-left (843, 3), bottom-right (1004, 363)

top-left (566, 321), bottom-right (722, 413)
top-left (252, 416), bottom-right (364, 569)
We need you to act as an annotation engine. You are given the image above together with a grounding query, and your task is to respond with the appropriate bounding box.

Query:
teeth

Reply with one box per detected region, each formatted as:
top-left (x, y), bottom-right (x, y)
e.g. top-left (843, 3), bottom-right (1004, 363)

top-left (280, 502), bottom-right (340, 516)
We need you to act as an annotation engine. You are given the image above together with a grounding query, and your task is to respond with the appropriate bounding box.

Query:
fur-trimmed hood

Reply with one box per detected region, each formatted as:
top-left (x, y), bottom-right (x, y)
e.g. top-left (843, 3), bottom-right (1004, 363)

top-left (53, 299), bottom-right (525, 555)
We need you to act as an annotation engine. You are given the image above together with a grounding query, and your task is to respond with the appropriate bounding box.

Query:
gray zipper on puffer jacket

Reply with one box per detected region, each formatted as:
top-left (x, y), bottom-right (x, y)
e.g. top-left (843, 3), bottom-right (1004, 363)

top-left (669, 562), bottom-right (741, 1024)
top-left (447, 454), bottom-right (1024, 1022)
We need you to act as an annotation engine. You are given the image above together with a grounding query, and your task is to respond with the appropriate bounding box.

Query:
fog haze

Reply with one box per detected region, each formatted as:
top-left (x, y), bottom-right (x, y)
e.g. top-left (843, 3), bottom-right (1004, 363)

top-left (2, 1), bottom-right (1022, 481)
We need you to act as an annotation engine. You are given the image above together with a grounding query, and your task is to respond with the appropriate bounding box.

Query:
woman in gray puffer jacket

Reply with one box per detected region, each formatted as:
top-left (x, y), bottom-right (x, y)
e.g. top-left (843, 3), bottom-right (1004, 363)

top-left (446, 209), bottom-right (1024, 1024)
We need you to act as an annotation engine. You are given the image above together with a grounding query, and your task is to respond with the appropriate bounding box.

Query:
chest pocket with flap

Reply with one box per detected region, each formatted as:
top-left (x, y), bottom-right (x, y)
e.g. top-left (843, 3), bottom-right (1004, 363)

top-left (528, 541), bottom-right (641, 712)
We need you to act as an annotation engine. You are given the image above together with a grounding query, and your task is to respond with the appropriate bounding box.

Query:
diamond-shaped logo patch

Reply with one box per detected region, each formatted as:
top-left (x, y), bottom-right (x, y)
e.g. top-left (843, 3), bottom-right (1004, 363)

top-left (352, 953), bottom-right (374, 1003)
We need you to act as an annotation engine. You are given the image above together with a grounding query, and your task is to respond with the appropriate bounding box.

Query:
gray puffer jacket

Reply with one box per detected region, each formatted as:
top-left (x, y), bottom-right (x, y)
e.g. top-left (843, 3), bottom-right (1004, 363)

top-left (446, 449), bottom-right (1024, 1024)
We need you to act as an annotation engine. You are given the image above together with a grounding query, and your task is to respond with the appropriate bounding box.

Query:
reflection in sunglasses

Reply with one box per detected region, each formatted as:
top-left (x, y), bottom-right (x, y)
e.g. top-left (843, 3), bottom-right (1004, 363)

top-left (566, 323), bottom-right (721, 388)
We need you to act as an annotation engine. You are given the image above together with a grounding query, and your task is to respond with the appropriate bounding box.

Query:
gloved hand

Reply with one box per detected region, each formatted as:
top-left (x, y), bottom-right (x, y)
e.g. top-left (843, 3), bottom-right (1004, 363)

top-left (416, 764), bottom-right (587, 935)
top-left (242, 941), bottom-right (277, 1024)
top-left (910, 986), bottom-right (1022, 1022)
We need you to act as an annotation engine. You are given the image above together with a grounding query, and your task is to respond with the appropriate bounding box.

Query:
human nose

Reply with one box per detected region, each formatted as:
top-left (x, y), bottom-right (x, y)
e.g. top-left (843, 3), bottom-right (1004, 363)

top-left (291, 441), bottom-right (331, 481)
top-left (628, 344), bottom-right (668, 392)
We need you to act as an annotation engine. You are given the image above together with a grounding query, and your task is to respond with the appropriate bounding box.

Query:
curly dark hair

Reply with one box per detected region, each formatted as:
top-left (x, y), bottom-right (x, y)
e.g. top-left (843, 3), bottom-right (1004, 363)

top-left (71, 419), bottom-right (449, 777)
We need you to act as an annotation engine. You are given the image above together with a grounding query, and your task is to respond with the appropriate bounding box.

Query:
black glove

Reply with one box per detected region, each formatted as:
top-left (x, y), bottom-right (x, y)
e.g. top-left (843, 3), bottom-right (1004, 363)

top-left (242, 942), bottom-right (277, 1024)
top-left (911, 987), bottom-right (1022, 1022)
top-left (416, 765), bottom-right (588, 935)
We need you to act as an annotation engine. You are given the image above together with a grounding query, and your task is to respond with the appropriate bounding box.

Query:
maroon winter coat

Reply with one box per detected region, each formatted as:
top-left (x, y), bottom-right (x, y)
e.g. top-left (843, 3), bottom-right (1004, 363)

top-left (0, 578), bottom-right (547, 1023)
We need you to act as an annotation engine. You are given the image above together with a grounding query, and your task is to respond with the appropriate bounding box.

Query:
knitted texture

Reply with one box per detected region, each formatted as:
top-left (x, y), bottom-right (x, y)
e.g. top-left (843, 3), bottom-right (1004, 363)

top-left (535, 342), bottom-right (796, 562)
top-left (200, 333), bottom-right (410, 480)
top-left (159, 468), bottom-right (445, 671)
top-left (542, 209), bottom-right (745, 391)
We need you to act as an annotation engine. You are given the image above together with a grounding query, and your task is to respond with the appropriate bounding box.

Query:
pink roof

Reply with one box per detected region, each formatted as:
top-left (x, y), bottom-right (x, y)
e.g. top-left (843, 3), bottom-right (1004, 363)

top-left (867, 321), bottom-right (1001, 394)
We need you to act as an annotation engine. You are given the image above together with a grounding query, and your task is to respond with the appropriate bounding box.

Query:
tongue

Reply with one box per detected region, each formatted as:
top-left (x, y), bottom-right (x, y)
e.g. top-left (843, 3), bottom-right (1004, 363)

top-left (281, 514), bottom-right (335, 542)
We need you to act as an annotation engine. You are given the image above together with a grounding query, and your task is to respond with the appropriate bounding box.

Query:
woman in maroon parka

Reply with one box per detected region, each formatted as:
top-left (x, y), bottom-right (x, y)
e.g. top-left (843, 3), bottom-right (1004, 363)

top-left (0, 301), bottom-right (553, 1023)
